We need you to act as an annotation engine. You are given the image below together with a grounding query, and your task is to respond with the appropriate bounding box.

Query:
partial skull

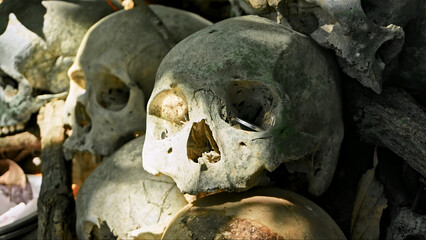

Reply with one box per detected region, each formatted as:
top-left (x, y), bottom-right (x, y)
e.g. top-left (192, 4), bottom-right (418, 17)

top-left (241, 0), bottom-right (407, 93)
top-left (76, 135), bottom-right (188, 240)
top-left (143, 15), bottom-right (344, 196)
top-left (0, 1), bottom-right (113, 134)
top-left (63, 4), bottom-right (211, 158)
top-left (162, 187), bottom-right (346, 239)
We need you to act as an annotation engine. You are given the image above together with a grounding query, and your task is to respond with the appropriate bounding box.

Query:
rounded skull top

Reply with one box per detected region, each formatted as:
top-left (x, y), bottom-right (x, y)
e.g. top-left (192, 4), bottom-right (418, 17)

top-left (162, 187), bottom-right (346, 239)
top-left (143, 15), bottom-right (344, 196)
top-left (63, 5), bottom-right (212, 158)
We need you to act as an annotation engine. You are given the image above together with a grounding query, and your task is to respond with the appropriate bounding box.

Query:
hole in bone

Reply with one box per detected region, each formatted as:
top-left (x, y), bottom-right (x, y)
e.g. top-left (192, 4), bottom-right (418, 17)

top-left (287, 12), bottom-right (319, 35)
top-left (200, 163), bottom-right (208, 171)
top-left (222, 80), bottom-right (275, 131)
top-left (148, 87), bottom-right (189, 125)
top-left (0, 73), bottom-right (19, 98)
top-left (96, 74), bottom-right (130, 111)
top-left (187, 119), bottom-right (221, 163)
top-left (161, 130), bottom-right (168, 139)
top-left (89, 220), bottom-right (116, 240)
top-left (375, 39), bottom-right (402, 64)
top-left (360, 0), bottom-right (390, 26)
top-left (75, 102), bottom-right (91, 129)
top-left (168, 147), bottom-right (172, 153)
top-left (64, 124), bottom-right (73, 138)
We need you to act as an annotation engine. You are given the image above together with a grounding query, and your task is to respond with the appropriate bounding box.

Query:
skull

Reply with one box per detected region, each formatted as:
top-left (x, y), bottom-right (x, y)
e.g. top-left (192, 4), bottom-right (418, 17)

top-left (76, 135), bottom-right (188, 240)
top-left (143, 15), bottom-right (344, 196)
top-left (63, 4), bottom-right (212, 158)
top-left (162, 187), bottom-right (345, 239)
top-left (0, 1), bottom-right (113, 135)
top-left (241, 0), bottom-right (406, 94)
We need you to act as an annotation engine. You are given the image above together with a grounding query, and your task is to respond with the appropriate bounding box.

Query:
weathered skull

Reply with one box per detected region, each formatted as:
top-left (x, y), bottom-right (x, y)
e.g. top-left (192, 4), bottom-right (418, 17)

top-left (0, 1), bottom-right (113, 135)
top-left (241, 0), bottom-right (406, 94)
top-left (143, 15), bottom-right (344, 196)
top-left (162, 187), bottom-right (346, 239)
top-left (63, 4), bottom-right (211, 158)
top-left (76, 135), bottom-right (188, 240)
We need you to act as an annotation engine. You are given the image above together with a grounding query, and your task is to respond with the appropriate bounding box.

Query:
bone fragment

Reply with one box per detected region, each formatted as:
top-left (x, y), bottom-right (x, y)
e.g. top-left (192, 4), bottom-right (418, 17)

top-left (37, 100), bottom-right (75, 239)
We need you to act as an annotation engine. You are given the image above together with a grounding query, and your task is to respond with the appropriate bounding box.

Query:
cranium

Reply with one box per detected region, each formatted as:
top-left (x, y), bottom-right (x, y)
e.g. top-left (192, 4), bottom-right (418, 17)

top-left (63, 4), bottom-right (211, 158)
top-left (76, 136), bottom-right (188, 240)
top-left (0, 1), bottom-right (113, 135)
top-left (143, 15), bottom-right (344, 196)
top-left (162, 187), bottom-right (345, 239)
top-left (241, 0), bottom-right (406, 94)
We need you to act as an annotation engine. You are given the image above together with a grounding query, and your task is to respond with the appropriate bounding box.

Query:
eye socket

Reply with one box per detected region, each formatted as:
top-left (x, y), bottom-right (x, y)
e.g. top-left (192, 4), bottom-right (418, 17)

top-left (148, 88), bottom-right (189, 125)
top-left (96, 74), bottom-right (130, 111)
top-left (0, 72), bottom-right (19, 98)
top-left (221, 80), bottom-right (276, 132)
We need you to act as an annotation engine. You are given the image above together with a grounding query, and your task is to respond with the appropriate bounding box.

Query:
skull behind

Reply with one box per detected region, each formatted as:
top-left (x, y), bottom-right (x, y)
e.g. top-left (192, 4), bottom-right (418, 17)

top-left (241, 0), bottom-right (407, 94)
top-left (143, 15), bottom-right (344, 196)
top-left (0, 1), bottom-right (113, 133)
top-left (63, 5), bottom-right (212, 158)
top-left (76, 135), bottom-right (188, 240)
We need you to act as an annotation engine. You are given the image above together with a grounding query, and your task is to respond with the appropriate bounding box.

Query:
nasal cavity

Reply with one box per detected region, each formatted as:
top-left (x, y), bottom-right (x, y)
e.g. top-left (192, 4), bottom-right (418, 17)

top-left (187, 119), bottom-right (221, 163)
top-left (75, 102), bottom-right (91, 129)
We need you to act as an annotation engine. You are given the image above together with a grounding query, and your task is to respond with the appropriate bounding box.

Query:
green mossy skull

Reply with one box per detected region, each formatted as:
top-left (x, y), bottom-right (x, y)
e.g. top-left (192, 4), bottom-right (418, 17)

top-left (143, 15), bottom-right (344, 196)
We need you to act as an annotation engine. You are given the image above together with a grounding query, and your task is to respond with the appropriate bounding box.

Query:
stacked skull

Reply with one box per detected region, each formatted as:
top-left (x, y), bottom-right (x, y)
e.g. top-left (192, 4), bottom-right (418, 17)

top-left (143, 15), bottom-right (344, 196)
top-left (63, 4), bottom-right (211, 158)
top-left (65, 4), bottom-right (212, 240)
top-left (63, 3), bottom-right (346, 239)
